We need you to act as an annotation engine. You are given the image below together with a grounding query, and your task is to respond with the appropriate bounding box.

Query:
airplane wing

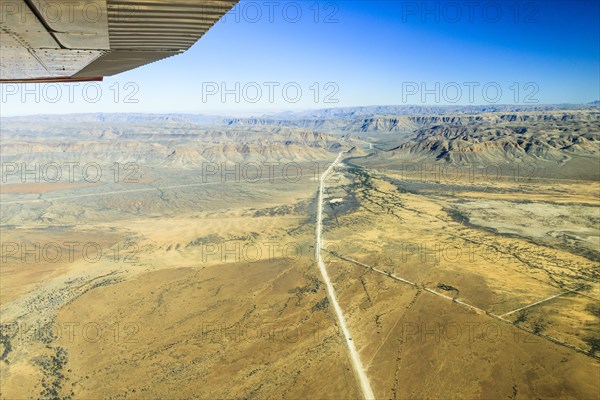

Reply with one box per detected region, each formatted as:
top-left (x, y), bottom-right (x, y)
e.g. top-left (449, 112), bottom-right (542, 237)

top-left (0, 0), bottom-right (238, 82)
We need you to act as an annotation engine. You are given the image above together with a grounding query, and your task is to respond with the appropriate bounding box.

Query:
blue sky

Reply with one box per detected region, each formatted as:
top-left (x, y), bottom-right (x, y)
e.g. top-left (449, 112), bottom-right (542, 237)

top-left (2, 0), bottom-right (599, 116)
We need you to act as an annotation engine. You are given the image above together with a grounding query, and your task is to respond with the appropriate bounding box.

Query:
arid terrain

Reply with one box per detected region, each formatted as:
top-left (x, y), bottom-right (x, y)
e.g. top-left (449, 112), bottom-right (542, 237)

top-left (1, 107), bottom-right (598, 399)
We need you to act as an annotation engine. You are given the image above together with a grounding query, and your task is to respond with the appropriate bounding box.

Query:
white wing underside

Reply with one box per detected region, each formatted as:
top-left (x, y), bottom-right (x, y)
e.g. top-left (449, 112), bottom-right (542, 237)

top-left (0, 0), bottom-right (237, 82)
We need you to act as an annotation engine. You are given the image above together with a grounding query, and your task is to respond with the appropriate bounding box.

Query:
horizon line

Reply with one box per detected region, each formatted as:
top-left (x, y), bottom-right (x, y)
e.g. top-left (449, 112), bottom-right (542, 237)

top-left (1, 102), bottom-right (599, 119)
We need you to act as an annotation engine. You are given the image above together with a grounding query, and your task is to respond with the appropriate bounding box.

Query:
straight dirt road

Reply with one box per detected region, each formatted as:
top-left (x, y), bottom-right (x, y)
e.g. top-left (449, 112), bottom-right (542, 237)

top-left (316, 151), bottom-right (375, 400)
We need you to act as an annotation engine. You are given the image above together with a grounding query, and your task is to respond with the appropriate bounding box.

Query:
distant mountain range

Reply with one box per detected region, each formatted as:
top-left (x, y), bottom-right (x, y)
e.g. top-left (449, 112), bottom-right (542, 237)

top-left (2, 103), bottom-right (599, 126)
top-left (2, 106), bottom-right (597, 178)
top-left (261, 103), bottom-right (600, 119)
